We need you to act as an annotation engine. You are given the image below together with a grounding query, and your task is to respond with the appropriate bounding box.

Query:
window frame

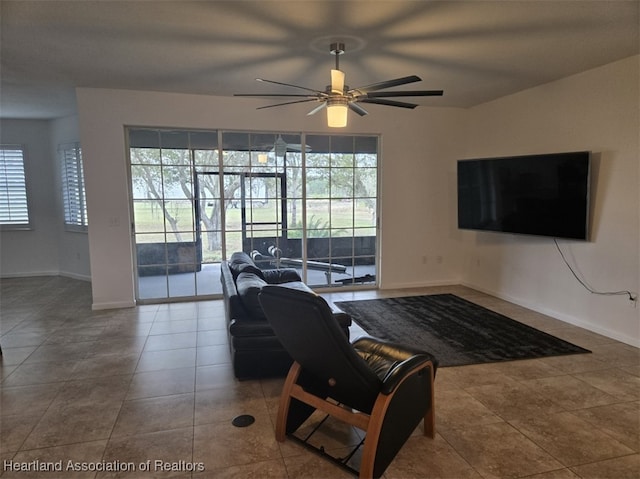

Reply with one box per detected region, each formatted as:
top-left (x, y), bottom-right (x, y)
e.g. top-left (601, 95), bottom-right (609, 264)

top-left (60, 142), bottom-right (88, 232)
top-left (127, 127), bottom-right (379, 301)
top-left (0, 144), bottom-right (32, 230)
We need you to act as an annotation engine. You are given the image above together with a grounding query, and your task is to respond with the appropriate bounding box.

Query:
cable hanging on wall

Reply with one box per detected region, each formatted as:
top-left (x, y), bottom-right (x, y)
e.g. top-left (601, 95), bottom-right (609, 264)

top-left (554, 239), bottom-right (637, 301)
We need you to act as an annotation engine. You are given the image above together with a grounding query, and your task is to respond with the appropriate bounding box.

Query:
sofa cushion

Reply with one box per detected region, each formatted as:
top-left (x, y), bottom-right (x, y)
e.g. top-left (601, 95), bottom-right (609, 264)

top-left (262, 268), bottom-right (301, 284)
top-left (238, 263), bottom-right (266, 280)
top-left (236, 271), bottom-right (268, 319)
top-left (230, 251), bottom-right (253, 265)
top-left (278, 281), bottom-right (315, 294)
top-left (229, 252), bottom-right (256, 279)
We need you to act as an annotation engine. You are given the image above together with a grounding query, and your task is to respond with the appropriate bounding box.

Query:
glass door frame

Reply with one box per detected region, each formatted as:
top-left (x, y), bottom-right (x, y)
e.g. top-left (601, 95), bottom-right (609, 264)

top-left (127, 127), bottom-right (380, 304)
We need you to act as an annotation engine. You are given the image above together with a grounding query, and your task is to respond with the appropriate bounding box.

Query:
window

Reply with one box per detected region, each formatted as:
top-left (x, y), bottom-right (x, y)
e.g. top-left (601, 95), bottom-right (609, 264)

top-left (60, 142), bottom-right (88, 230)
top-left (0, 145), bottom-right (30, 228)
top-left (128, 128), bottom-right (378, 302)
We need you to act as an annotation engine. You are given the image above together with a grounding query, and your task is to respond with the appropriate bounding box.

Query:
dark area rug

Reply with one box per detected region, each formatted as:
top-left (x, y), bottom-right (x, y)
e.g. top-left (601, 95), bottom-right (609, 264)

top-left (335, 294), bottom-right (590, 367)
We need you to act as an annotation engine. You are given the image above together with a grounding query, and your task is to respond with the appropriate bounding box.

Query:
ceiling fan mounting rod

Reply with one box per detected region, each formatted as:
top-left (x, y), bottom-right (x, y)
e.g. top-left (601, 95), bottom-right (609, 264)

top-left (330, 42), bottom-right (345, 70)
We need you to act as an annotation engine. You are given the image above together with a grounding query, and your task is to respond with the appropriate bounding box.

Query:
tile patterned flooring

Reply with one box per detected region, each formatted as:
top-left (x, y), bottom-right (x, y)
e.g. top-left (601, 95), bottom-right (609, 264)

top-left (0, 276), bottom-right (638, 478)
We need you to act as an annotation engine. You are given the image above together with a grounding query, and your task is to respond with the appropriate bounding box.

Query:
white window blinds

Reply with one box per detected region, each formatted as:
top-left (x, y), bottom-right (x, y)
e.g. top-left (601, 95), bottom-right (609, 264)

top-left (0, 145), bottom-right (30, 227)
top-left (60, 142), bottom-right (88, 229)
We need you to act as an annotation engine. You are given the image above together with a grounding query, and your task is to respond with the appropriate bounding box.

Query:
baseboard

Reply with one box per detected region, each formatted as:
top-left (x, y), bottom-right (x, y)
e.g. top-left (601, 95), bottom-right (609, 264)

top-left (1, 271), bottom-right (91, 282)
top-left (92, 300), bottom-right (136, 311)
top-left (1, 270), bottom-right (59, 279)
top-left (461, 281), bottom-right (640, 348)
top-left (60, 271), bottom-right (91, 282)
top-left (380, 279), bottom-right (460, 290)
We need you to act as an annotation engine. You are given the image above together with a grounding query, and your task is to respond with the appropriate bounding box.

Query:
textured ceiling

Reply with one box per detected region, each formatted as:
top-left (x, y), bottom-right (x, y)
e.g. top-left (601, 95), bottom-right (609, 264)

top-left (1, 0), bottom-right (638, 119)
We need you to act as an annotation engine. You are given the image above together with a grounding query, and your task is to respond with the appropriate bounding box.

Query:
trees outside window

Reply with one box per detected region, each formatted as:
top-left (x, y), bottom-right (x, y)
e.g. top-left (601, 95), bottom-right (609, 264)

top-left (128, 128), bottom-right (378, 300)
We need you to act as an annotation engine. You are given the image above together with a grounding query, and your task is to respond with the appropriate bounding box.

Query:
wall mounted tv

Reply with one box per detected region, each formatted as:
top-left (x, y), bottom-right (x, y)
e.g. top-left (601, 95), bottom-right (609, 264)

top-left (457, 151), bottom-right (591, 240)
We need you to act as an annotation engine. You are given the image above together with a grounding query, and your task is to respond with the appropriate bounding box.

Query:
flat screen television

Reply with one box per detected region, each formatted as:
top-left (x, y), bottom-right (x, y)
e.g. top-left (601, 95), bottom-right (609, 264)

top-left (457, 151), bottom-right (591, 240)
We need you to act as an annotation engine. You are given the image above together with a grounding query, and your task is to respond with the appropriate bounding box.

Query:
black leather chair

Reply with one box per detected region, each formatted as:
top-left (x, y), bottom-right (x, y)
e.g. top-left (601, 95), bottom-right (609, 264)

top-left (258, 286), bottom-right (438, 479)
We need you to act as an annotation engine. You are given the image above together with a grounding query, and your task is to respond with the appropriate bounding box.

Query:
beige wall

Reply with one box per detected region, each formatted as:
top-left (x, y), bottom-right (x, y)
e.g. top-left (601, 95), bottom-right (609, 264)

top-left (34, 54), bottom-right (639, 346)
top-left (51, 115), bottom-right (91, 280)
top-left (0, 116), bottom-right (90, 280)
top-left (0, 119), bottom-right (60, 276)
top-left (462, 56), bottom-right (639, 345)
top-left (76, 89), bottom-right (467, 308)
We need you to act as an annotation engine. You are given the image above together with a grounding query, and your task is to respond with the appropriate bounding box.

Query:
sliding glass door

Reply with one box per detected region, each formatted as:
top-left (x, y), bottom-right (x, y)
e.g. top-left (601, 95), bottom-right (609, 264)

top-left (302, 135), bottom-right (378, 287)
top-left (128, 128), bottom-right (378, 302)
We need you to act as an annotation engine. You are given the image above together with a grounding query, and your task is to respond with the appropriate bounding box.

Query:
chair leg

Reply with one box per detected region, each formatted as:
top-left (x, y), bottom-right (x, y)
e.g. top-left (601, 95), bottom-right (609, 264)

top-left (359, 393), bottom-right (389, 479)
top-left (423, 408), bottom-right (435, 438)
top-left (360, 361), bottom-right (436, 479)
top-left (423, 365), bottom-right (436, 438)
top-left (276, 361), bottom-right (302, 442)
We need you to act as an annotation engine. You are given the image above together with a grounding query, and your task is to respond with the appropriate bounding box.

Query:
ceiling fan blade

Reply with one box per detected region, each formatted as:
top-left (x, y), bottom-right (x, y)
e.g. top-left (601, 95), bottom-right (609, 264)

top-left (366, 90), bottom-right (443, 98)
top-left (235, 93), bottom-right (317, 98)
top-left (307, 102), bottom-right (327, 116)
top-left (331, 69), bottom-right (345, 94)
top-left (256, 98), bottom-right (319, 110)
top-left (284, 143), bottom-right (312, 152)
top-left (359, 98), bottom-right (418, 109)
top-left (350, 75), bottom-right (422, 94)
top-left (256, 78), bottom-right (325, 95)
top-left (348, 102), bottom-right (368, 116)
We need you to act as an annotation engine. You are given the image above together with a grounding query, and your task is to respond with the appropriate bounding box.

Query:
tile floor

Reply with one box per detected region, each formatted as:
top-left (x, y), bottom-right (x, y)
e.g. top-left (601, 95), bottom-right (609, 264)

top-left (0, 276), bottom-right (638, 478)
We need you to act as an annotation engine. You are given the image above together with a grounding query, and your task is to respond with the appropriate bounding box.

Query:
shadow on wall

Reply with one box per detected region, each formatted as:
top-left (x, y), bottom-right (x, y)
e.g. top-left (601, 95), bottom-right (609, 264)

top-left (587, 151), bottom-right (604, 244)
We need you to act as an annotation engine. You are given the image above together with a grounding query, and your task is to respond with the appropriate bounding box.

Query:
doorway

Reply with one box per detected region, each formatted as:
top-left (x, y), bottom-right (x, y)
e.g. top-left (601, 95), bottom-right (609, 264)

top-left (128, 128), bottom-right (378, 302)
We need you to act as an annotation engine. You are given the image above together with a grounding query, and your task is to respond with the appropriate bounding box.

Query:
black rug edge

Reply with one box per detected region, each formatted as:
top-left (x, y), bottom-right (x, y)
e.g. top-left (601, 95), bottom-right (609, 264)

top-left (436, 294), bottom-right (591, 354)
top-left (335, 293), bottom-right (591, 367)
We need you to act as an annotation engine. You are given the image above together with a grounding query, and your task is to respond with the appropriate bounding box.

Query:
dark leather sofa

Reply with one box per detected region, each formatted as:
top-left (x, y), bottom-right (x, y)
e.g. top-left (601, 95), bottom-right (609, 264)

top-left (220, 252), bottom-right (352, 379)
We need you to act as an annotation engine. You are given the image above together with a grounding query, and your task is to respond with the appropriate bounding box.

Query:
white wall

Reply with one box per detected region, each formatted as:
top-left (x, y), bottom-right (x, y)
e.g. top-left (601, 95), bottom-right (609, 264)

top-left (8, 56), bottom-right (637, 347)
top-left (0, 116), bottom-right (91, 280)
top-left (76, 88), bottom-right (467, 309)
top-left (462, 56), bottom-right (639, 346)
top-left (51, 115), bottom-right (91, 280)
top-left (378, 109), bottom-right (468, 287)
top-left (0, 119), bottom-right (60, 276)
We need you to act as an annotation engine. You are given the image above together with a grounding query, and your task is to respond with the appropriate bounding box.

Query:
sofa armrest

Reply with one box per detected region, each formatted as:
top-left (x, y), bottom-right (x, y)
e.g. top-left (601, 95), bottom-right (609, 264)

top-left (221, 260), bottom-right (252, 321)
top-left (221, 261), bottom-right (239, 298)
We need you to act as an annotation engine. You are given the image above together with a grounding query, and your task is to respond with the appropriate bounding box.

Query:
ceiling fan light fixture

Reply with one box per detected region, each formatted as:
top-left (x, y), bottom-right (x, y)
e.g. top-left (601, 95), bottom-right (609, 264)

top-left (327, 97), bottom-right (348, 128)
top-left (330, 69), bottom-right (345, 94)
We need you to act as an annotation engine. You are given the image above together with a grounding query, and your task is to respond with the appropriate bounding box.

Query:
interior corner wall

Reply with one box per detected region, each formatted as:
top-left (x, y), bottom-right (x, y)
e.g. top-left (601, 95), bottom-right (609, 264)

top-left (51, 115), bottom-right (91, 281)
top-left (462, 55), bottom-right (640, 346)
top-left (76, 87), bottom-right (467, 309)
top-left (0, 119), bottom-right (60, 277)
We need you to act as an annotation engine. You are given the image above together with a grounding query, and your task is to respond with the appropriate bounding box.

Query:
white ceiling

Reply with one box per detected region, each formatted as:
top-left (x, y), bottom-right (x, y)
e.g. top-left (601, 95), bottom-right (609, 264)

top-left (1, 0), bottom-right (638, 119)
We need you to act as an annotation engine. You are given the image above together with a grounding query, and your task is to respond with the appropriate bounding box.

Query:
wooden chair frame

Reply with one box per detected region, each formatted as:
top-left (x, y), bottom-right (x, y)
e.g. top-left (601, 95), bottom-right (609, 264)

top-left (276, 360), bottom-right (436, 478)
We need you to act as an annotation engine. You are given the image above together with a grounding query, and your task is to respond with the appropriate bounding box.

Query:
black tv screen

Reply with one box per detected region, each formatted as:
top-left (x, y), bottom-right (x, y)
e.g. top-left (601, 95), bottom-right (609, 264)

top-left (457, 151), bottom-right (591, 240)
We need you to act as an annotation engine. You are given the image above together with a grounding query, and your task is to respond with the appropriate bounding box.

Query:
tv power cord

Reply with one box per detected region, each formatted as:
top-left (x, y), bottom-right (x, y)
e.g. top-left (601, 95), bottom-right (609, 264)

top-left (554, 239), bottom-right (637, 303)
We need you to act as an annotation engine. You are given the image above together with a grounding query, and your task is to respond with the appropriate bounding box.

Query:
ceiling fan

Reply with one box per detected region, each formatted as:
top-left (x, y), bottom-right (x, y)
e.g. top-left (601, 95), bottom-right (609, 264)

top-left (234, 42), bottom-right (443, 128)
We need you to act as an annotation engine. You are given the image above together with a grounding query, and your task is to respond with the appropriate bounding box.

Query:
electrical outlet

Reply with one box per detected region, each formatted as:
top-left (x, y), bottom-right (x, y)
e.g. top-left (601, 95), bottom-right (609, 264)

top-left (422, 255), bottom-right (428, 265)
